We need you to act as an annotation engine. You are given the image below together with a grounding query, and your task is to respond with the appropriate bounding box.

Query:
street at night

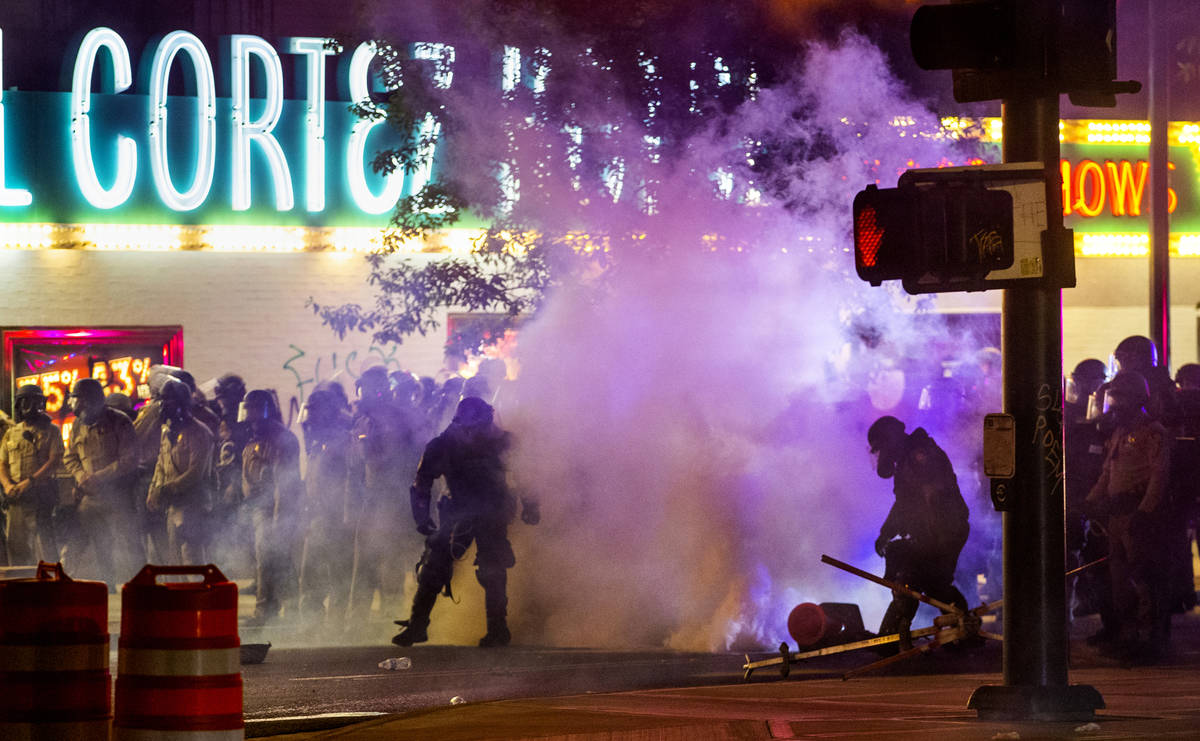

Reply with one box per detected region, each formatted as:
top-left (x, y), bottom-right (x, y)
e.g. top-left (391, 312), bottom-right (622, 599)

top-left (3, 0), bottom-right (1200, 738)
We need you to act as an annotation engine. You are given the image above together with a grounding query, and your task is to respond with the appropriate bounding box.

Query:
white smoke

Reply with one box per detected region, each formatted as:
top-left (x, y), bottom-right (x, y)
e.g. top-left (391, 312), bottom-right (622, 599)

top-left (499, 32), bottom-right (989, 651)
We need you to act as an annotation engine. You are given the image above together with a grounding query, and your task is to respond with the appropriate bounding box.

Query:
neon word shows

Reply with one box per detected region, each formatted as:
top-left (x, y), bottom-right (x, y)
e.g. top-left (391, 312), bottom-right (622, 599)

top-left (1061, 158), bottom-right (1177, 218)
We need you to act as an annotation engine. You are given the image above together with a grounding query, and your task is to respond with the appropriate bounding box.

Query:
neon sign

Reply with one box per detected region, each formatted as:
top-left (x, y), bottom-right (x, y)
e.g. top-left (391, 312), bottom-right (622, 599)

top-left (15, 356), bottom-right (152, 412)
top-left (1061, 158), bottom-right (1176, 218)
top-left (0, 26), bottom-right (430, 224)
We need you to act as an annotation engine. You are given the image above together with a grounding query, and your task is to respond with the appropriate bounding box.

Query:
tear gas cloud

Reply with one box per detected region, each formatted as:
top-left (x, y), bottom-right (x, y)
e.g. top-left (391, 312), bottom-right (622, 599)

top-left (481, 32), bottom-right (1000, 650)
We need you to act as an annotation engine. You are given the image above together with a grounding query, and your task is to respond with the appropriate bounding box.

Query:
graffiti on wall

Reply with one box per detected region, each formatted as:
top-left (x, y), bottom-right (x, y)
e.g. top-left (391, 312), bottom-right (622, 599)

top-left (280, 343), bottom-right (408, 424)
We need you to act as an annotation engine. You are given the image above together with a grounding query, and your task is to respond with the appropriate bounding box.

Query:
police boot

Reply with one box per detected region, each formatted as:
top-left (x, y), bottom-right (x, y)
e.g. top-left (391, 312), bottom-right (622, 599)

top-left (392, 586), bottom-right (438, 647)
top-left (477, 568), bottom-right (510, 648)
top-left (873, 598), bottom-right (914, 657)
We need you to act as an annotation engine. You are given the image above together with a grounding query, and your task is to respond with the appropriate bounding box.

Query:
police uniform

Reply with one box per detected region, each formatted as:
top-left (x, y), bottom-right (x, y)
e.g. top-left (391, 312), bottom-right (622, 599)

top-left (346, 402), bottom-right (421, 621)
top-left (242, 419), bottom-right (302, 620)
top-left (132, 399), bottom-right (166, 561)
top-left (877, 427), bottom-right (970, 636)
top-left (1086, 414), bottom-right (1171, 651)
top-left (62, 406), bottom-right (136, 583)
top-left (297, 422), bottom-right (354, 621)
top-left (1, 414), bottom-right (64, 565)
top-left (400, 413), bottom-right (516, 646)
top-left (148, 416), bottom-right (214, 564)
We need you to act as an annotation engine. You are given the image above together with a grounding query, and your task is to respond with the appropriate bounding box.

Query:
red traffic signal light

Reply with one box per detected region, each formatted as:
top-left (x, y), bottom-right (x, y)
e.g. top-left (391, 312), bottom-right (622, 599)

top-left (853, 183), bottom-right (1015, 290)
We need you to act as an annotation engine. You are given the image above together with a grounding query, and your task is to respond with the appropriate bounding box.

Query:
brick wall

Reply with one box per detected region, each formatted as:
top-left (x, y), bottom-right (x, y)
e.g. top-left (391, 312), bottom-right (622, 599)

top-left (0, 249), bottom-right (449, 414)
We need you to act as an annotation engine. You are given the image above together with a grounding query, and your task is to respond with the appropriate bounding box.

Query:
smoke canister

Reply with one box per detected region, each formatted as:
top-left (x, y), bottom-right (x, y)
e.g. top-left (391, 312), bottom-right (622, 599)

top-left (114, 564), bottom-right (243, 740)
top-left (787, 602), bottom-right (843, 648)
top-left (0, 561), bottom-right (111, 741)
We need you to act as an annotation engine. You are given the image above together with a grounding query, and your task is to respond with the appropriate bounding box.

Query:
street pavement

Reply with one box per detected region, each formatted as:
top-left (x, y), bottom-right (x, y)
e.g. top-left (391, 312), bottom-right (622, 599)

top-left (248, 609), bottom-right (1200, 740)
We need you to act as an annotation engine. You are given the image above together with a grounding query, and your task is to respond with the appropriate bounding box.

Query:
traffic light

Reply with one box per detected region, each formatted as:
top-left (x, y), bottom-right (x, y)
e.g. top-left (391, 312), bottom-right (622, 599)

top-left (853, 183), bottom-right (1014, 290)
top-left (910, 0), bottom-right (1035, 103)
top-left (909, 0), bottom-right (1137, 105)
top-left (909, 0), bottom-right (1016, 72)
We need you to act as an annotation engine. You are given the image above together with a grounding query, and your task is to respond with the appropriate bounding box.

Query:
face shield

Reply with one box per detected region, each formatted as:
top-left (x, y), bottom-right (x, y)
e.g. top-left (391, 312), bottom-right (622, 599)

top-left (14, 394), bottom-right (45, 423)
top-left (1085, 390), bottom-right (1106, 421)
top-left (1065, 376), bottom-right (1099, 405)
top-left (238, 398), bottom-right (272, 424)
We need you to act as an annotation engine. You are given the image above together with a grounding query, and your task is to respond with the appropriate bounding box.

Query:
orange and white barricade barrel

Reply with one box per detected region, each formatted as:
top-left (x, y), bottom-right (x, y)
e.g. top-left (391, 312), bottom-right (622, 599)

top-left (114, 564), bottom-right (242, 741)
top-left (0, 561), bottom-right (111, 741)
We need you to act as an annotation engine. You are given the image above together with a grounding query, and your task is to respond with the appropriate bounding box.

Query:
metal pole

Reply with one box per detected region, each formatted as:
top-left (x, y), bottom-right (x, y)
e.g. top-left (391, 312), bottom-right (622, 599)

top-left (1001, 95), bottom-right (1068, 688)
top-left (1148, 0), bottom-right (1171, 368)
top-left (968, 0), bottom-right (1102, 721)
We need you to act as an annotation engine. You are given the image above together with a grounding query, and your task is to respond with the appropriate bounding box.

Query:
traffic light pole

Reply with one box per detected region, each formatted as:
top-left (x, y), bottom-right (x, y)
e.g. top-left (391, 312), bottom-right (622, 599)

top-left (967, 93), bottom-right (1104, 721)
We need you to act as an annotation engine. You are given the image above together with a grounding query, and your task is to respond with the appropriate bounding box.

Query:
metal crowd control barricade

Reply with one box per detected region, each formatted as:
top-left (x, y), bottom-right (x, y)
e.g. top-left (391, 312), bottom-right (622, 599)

top-left (114, 564), bottom-right (243, 741)
top-left (0, 561), bottom-right (111, 741)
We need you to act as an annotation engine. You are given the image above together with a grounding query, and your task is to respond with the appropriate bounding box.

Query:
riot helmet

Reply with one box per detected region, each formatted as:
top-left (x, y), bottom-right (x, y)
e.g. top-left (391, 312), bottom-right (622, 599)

top-left (159, 378), bottom-right (193, 426)
top-left (104, 392), bottom-right (134, 417)
top-left (147, 365), bottom-right (183, 400)
top-left (1111, 335), bottom-right (1158, 376)
top-left (69, 378), bottom-right (107, 424)
top-left (314, 380), bottom-right (350, 412)
top-left (300, 388), bottom-right (339, 430)
top-left (1104, 370), bottom-right (1150, 415)
top-left (1066, 358), bottom-right (1107, 405)
top-left (1176, 363), bottom-right (1200, 391)
top-left (461, 374), bottom-right (492, 402)
top-left (452, 396), bottom-right (494, 428)
top-left (389, 370), bottom-right (420, 406)
top-left (13, 384), bottom-right (47, 423)
top-left (238, 389), bottom-right (278, 424)
top-left (867, 415), bottom-right (905, 453)
top-left (214, 373), bottom-right (246, 417)
top-left (867, 415), bottom-right (906, 480)
top-left (356, 366), bottom-right (390, 405)
top-left (171, 369), bottom-right (197, 392)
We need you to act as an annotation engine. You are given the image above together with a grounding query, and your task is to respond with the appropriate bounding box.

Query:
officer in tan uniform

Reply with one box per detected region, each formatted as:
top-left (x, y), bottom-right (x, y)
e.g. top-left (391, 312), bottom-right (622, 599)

top-left (297, 388), bottom-right (354, 625)
top-left (62, 378), bottom-right (137, 585)
top-left (241, 389), bottom-right (302, 625)
top-left (147, 378), bottom-right (214, 564)
top-left (132, 366), bottom-right (175, 562)
top-left (1086, 370), bottom-right (1172, 661)
top-left (1, 384), bottom-right (64, 565)
top-left (346, 366), bottom-right (422, 625)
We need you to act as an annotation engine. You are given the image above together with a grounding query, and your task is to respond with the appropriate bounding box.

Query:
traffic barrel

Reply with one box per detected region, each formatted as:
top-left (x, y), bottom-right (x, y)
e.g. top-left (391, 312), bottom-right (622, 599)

top-left (787, 602), bottom-right (843, 648)
top-left (0, 561), bottom-right (111, 741)
top-left (114, 564), bottom-right (243, 740)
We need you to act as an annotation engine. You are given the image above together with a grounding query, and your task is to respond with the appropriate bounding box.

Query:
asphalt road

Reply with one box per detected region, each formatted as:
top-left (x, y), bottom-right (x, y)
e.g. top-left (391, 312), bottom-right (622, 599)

top-left (240, 642), bottom-right (748, 733)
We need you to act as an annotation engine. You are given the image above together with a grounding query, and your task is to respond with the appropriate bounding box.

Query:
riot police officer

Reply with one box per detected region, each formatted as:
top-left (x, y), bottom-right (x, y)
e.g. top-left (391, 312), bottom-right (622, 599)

top-left (1, 384), bottom-right (64, 565)
top-left (132, 365), bottom-right (178, 562)
top-left (62, 378), bottom-right (136, 585)
top-left (241, 389), bottom-right (302, 625)
top-left (346, 366), bottom-right (422, 625)
top-left (147, 378), bottom-right (214, 564)
top-left (1108, 336), bottom-right (1175, 421)
top-left (210, 373), bottom-right (252, 578)
top-left (394, 397), bottom-right (539, 648)
top-left (1085, 371), bottom-right (1172, 660)
top-left (297, 388), bottom-right (354, 624)
top-left (867, 415), bottom-right (970, 641)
